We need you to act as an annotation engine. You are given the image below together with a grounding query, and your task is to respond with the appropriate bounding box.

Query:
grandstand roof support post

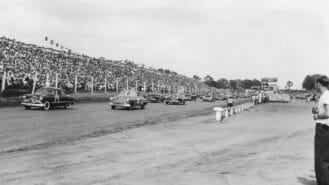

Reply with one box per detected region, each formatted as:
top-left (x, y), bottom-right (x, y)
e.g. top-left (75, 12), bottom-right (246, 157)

top-left (126, 78), bottom-right (129, 90)
top-left (151, 81), bottom-right (154, 92)
top-left (116, 78), bottom-right (119, 93)
top-left (46, 73), bottom-right (49, 88)
top-left (91, 76), bottom-right (94, 95)
top-left (55, 73), bottom-right (58, 88)
top-left (74, 75), bottom-right (77, 93)
top-left (1, 71), bottom-right (6, 92)
top-left (104, 78), bottom-right (107, 93)
top-left (32, 72), bottom-right (38, 95)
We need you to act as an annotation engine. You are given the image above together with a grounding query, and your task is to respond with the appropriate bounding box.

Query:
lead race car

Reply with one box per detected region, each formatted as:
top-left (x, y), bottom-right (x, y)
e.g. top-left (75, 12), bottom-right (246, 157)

top-left (109, 90), bottom-right (148, 110)
top-left (21, 87), bottom-right (75, 110)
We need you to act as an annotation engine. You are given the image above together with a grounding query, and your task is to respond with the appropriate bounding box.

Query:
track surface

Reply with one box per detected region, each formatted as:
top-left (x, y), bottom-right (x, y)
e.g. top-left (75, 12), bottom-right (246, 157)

top-left (0, 100), bottom-right (316, 185)
top-left (0, 99), bottom-right (239, 154)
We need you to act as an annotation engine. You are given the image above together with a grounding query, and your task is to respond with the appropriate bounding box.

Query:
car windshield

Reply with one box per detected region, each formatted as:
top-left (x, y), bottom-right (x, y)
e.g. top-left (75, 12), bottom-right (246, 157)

top-left (35, 88), bottom-right (52, 95)
top-left (35, 88), bottom-right (64, 96)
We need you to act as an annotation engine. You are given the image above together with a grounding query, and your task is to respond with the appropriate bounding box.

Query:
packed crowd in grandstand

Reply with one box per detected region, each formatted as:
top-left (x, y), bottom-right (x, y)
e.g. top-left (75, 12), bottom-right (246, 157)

top-left (0, 36), bottom-right (198, 93)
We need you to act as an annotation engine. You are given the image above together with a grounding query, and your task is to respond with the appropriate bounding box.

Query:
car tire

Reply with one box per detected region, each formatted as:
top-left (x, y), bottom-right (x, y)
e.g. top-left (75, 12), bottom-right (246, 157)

top-left (129, 103), bottom-right (134, 110)
top-left (24, 106), bottom-right (31, 110)
top-left (141, 104), bottom-right (145, 109)
top-left (44, 101), bottom-right (51, 110)
top-left (111, 105), bottom-right (116, 109)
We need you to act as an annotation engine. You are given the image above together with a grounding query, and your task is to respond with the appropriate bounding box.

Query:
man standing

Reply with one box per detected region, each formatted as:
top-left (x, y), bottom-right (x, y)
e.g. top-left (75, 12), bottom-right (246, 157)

top-left (313, 75), bottom-right (329, 185)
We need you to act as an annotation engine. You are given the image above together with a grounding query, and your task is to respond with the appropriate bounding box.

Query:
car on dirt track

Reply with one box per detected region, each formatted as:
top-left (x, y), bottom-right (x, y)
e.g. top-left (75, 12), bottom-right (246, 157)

top-left (164, 94), bottom-right (187, 105)
top-left (21, 87), bottom-right (75, 110)
top-left (109, 90), bottom-right (148, 110)
top-left (202, 95), bottom-right (216, 102)
top-left (145, 93), bottom-right (165, 103)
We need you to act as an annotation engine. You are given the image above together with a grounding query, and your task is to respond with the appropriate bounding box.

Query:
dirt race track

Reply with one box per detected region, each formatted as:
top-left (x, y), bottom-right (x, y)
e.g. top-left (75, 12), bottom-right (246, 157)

top-left (0, 99), bottom-right (317, 185)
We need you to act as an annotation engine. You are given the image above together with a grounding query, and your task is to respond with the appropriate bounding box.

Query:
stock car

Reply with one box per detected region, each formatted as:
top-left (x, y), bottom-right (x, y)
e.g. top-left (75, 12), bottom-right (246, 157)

top-left (21, 87), bottom-right (75, 110)
top-left (203, 95), bottom-right (216, 102)
top-left (164, 94), bottom-right (187, 105)
top-left (109, 90), bottom-right (148, 110)
top-left (146, 93), bottom-right (165, 103)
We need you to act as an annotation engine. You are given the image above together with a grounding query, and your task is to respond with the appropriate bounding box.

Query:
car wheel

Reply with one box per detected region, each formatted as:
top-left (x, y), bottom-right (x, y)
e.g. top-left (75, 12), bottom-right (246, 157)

top-left (64, 104), bottom-right (68, 109)
top-left (141, 104), bottom-right (145, 109)
top-left (44, 101), bottom-right (51, 110)
top-left (111, 105), bottom-right (116, 109)
top-left (129, 103), bottom-right (134, 110)
top-left (24, 106), bottom-right (31, 110)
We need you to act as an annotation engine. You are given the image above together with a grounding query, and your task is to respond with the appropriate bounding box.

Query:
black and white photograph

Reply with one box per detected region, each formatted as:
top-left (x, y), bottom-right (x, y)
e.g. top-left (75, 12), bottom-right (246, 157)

top-left (1, 0), bottom-right (329, 184)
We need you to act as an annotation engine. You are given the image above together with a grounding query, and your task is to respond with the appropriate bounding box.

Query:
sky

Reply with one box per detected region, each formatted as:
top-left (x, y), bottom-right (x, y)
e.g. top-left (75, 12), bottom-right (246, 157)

top-left (1, 0), bottom-right (329, 89)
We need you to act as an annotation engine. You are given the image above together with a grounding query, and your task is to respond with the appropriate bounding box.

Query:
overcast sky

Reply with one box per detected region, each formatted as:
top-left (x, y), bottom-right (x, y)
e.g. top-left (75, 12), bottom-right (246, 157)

top-left (1, 0), bottom-right (329, 88)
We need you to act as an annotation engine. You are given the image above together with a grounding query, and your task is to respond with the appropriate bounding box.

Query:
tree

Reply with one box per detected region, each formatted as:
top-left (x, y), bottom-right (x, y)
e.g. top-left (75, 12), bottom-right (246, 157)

top-left (164, 69), bottom-right (171, 74)
top-left (217, 78), bottom-right (229, 89)
top-left (302, 74), bottom-right (321, 90)
top-left (193, 75), bottom-right (201, 81)
top-left (229, 80), bottom-right (237, 89)
top-left (158, 68), bottom-right (164, 73)
top-left (204, 75), bottom-right (214, 81)
top-left (241, 79), bottom-right (254, 89)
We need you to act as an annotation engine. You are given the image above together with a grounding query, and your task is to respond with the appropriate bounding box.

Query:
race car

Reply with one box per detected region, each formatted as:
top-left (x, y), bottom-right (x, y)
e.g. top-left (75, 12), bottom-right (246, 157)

top-left (21, 87), bottom-right (75, 110)
top-left (164, 94), bottom-right (187, 105)
top-left (109, 90), bottom-right (148, 110)
top-left (145, 93), bottom-right (165, 103)
top-left (203, 95), bottom-right (216, 102)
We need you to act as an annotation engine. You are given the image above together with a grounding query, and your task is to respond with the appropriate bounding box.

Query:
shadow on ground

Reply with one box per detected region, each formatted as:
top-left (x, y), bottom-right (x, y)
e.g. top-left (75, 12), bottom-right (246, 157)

top-left (297, 177), bottom-right (317, 185)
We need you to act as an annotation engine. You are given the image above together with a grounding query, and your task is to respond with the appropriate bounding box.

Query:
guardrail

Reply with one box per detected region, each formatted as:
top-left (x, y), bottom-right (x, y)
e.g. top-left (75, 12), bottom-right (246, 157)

top-left (213, 102), bottom-right (254, 121)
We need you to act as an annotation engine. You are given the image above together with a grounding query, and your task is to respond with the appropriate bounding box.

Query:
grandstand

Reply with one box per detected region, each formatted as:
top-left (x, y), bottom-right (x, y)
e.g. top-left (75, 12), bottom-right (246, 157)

top-left (0, 36), bottom-right (200, 95)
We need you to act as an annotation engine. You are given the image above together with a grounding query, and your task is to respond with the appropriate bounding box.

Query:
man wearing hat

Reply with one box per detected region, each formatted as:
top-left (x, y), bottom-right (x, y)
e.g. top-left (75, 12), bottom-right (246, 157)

top-left (313, 75), bottom-right (329, 185)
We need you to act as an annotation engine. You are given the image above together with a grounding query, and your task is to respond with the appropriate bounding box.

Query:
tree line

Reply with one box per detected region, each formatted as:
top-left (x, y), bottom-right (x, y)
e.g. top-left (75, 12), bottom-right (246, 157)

top-left (192, 74), bottom-right (262, 89)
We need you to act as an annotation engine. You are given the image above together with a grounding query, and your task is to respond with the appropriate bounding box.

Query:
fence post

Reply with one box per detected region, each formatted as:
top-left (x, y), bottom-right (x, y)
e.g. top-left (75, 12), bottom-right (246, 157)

top-left (135, 81), bottom-right (138, 91)
top-left (126, 78), bottom-right (129, 90)
top-left (32, 72), bottom-right (38, 95)
top-left (116, 78), bottom-right (119, 93)
top-left (74, 75), bottom-right (77, 93)
top-left (91, 76), bottom-right (94, 95)
top-left (151, 81), bottom-right (154, 92)
top-left (55, 73), bottom-right (58, 88)
top-left (104, 78), bottom-right (107, 93)
top-left (1, 71), bottom-right (6, 92)
top-left (46, 73), bottom-right (49, 88)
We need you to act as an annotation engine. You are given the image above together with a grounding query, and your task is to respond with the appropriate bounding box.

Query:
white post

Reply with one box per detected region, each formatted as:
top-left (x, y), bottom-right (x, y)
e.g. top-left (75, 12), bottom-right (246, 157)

top-left (104, 78), bottom-right (107, 93)
top-left (169, 86), bottom-right (171, 94)
top-left (74, 75), bottom-right (77, 93)
top-left (126, 78), bottom-right (129, 90)
top-left (46, 73), bottom-right (49, 88)
top-left (213, 107), bottom-right (223, 121)
top-left (116, 78), bottom-right (119, 93)
top-left (32, 72), bottom-right (38, 95)
top-left (152, 81), bottom-right (154, 92)
top-left (91, 76), bottom-right (94, 95)
top-left (91, 77), bottom-right (94, 95)
top-left (135, 81), bottom-right (138, 91)
top-left (143, 81), bottom-right (146, 92)
top-left (1, 71), bottom-right (6, 91)
top-left (55, 73), bottom-right (58, 88)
